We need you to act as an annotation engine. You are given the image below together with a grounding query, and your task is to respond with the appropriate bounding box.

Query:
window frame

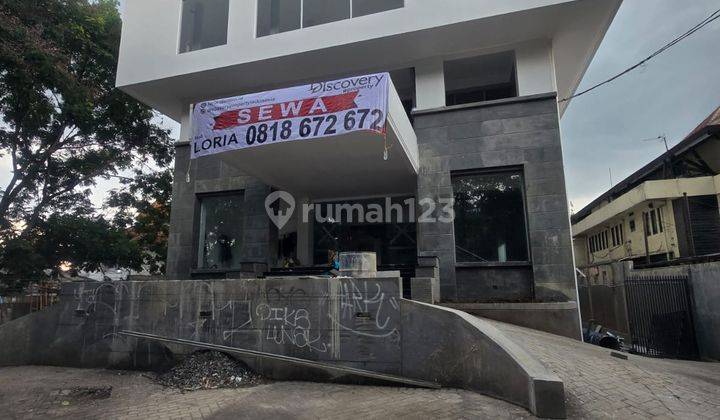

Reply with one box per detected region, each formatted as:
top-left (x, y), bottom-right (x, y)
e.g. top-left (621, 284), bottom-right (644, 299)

top-left (451, 166), bottom-right (532, 268)
top-left (443, 51), bottom-right (519, 107)
top-left (179, 0), bottom-right (230, 54)
top-left (256, 0), bottom-right (404, 38)
top-left (193, 190), bottom-right (246, 272)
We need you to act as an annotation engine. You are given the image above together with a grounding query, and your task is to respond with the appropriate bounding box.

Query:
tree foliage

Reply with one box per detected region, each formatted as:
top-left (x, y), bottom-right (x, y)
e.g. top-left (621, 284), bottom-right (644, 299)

top-left (0, 0), bottom-right (173, 233)
top-left (0, 0), bottom-right (175, 285)
top-left (106, 169), bottom-right (173, 274)
top-left (0, 213), bottom-right (143, 290)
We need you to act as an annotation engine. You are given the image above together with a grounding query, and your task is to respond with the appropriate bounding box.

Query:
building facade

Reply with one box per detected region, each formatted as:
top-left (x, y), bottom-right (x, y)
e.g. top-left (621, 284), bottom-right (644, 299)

top-left (572, 106), bottom-right (720, 268)
top-left (117, 0), bottom-right (621, 305)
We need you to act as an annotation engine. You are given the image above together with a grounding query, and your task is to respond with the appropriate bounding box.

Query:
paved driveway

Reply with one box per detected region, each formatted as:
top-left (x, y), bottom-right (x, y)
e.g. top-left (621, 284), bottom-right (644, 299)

top-left (1, 320), bottom-right (719, 419)
top-left (490, 320), bottom-right (720, 419)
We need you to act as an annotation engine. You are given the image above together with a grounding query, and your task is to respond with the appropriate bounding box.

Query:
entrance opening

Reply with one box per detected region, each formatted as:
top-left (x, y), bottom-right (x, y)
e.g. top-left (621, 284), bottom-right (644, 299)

top-left (311, 197), bottom-right (417, 267)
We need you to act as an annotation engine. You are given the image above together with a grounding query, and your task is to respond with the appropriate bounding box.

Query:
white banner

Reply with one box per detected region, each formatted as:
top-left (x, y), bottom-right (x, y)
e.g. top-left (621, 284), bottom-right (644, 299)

top-left (191, 73), bottom-right (390, 159)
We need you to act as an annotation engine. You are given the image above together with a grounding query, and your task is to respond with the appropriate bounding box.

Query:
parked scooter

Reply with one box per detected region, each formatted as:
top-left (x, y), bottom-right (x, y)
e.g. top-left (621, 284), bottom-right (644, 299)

top-left (583, 320), bottom-right (623, 350)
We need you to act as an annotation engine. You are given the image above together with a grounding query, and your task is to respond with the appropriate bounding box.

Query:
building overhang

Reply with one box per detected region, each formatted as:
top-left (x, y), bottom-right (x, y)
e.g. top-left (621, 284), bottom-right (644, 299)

top-left (117, 0), bottom-right (621, 121)
top-left (205, 80), bottom-right (418, 201)
top-left (572, 175), bottom-right (720, 236)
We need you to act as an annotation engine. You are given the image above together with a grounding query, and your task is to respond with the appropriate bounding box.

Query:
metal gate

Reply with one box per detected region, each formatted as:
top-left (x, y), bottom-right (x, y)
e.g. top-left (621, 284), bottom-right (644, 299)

top-left (625, 274), bottom-right (699, 360)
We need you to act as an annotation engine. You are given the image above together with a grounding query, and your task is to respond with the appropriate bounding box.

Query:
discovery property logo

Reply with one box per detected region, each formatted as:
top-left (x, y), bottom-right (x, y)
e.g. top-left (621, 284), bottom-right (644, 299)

top-left (264, 191), bottom-right (454, 229)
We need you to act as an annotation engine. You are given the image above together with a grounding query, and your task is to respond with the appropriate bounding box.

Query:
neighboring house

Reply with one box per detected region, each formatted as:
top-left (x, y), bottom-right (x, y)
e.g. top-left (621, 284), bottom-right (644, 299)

top-left (116, 0), bottom-right (620, 311)
top-left (572, 106), bottom-right (720, 268)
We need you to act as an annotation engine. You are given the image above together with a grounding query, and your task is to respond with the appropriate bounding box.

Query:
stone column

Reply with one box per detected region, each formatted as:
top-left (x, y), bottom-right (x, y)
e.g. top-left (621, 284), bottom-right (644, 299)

top-left (296, 197), bottom-right (314, 266)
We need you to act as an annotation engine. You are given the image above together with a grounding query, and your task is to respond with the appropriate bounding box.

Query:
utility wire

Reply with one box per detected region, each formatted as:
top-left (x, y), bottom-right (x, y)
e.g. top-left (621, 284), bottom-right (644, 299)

top-left (559, 8), bottom-right (720, 103)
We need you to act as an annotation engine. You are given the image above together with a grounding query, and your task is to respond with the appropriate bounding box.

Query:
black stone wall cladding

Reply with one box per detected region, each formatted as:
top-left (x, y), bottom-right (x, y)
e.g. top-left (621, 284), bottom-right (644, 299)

top-left (167, 94), bottom-right (576, 304)
top-left (167, 146), bottom-right (274, 279)
top-left (414, 94), bottom-right (576, 302)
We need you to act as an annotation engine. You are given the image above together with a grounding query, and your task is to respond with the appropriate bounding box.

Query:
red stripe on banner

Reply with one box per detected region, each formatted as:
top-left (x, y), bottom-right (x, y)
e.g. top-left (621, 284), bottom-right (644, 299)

top-left (213, 91), bottom-right (360, 130)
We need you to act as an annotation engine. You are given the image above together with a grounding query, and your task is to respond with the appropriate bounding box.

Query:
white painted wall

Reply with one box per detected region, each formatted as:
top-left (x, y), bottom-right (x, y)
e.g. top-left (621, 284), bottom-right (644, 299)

top-left (117, 0), bottom-right (621, 119)
top-left (118, 0), bottom-right (574, 86)
top-left (414, 59), bottom-right (446, 110)
top-left (552, 0), bottom-right (622, 114)
top-left (516, 40), bottom-right (556, 96)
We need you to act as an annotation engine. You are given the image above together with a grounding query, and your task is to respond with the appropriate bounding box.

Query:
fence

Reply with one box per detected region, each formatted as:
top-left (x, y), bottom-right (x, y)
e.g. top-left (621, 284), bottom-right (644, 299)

top-left (625, 274), bottom-right (699, 360)
top-left (578, 262), bottom-right (707, 360)
top-left (0, 283), bottom-right (60, 325)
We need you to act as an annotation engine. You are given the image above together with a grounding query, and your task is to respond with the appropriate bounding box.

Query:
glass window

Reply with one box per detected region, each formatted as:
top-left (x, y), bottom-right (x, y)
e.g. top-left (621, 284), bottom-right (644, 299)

top-left (197, 194), bottom-right (244, 270)
top-left (445, 52), bottom-right (517, 106)
top-left (612, 226), bottom-right (620, 246)
top-left (257, 0), bottom-right (301, 37)
top-left (452, 170), bottom-right (529, 263)
top-left (651, 210), bottom-right (658, 234)
top-left (352, 0), bottom-right (403, 17)
top-left (180, 0), bottom-right (229, 53)
top-left (257, 0), bottom-right (404, 37)
top-left (302, 0), bottom-right (350, 28)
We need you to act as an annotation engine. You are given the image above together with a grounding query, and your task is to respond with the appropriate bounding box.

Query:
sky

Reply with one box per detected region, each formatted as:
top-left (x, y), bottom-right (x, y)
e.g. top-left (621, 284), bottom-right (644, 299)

top-left (1, 0), bottom-right (719, 213)
top-left (561, 0), bottom-right (720, 212)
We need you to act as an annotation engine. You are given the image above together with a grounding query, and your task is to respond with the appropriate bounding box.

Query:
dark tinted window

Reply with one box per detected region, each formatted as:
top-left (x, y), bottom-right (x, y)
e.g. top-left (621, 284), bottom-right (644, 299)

top-left (452, 170), bottom-right (529, 263)
top-left (257, 0), bottom-right (404, 37)
top-left (257, 0), bottom-right (301, 37)
top-left (445, 52), bottom-right (517, 106)
top-left (180, 0), bottom-right (229, 53)
top-left (198, 194), bottom-right (244, 270)
top-left (352, 0), bottom-right (403, 17)
top-left (303, 0), bottom-right (350, 28)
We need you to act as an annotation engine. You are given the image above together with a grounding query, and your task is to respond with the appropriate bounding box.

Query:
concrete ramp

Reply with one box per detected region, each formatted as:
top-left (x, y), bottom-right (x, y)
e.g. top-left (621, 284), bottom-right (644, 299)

top-left (401, 300), bottom-right (565, 418)
top-left (0, 278), bottom-right (565, 418)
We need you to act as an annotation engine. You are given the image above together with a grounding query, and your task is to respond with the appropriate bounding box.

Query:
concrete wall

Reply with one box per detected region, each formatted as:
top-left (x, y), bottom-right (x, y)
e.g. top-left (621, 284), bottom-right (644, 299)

top-left (0, 302), bottom-right (32, 326)
top-left (401, 300), bottom-right (566, 418)
top-left (414, 94), bottom-right (576, 303)
top-left (688, 263), bottom-right (720, 361)
top-left (0, 278), bottom-right (566, 418)
top-left (442, 302), bottom-right (581, 340)
top-left (0, 278), bottom-right (404, 373)
top-left (166, 144), bottom-right (275, 279)
top-left (577, 262), bottom-right (631, 335)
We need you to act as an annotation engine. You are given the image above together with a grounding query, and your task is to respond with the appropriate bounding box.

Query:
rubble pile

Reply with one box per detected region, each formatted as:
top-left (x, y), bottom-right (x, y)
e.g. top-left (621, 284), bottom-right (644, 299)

top-left (156, 351), bottom-right (262, 391)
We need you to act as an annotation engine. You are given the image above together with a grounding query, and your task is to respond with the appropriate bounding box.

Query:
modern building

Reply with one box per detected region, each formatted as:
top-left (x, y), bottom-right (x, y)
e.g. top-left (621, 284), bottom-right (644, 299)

top-left (572, 106), bottom-right (720, 268)
top-left (116, 0), bottom-right (621, 311)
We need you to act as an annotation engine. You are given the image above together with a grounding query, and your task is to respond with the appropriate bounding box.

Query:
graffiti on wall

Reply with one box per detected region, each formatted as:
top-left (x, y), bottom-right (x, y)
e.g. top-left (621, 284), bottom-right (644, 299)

top-left (256, 304), bottom-right (328, 353)
top-left (68, 277), bottom-right (401, 361)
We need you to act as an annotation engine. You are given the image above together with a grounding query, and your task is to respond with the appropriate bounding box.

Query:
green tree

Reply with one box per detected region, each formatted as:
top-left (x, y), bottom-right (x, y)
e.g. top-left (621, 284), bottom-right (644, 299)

top-left (0, 213), bottom-right (143, 289)
top-left (106, 169), bottom-right (173, 274)
top-left (0, 0), bottom-right (173, 234)
top-left (34, 213), bottom-right (143, 275)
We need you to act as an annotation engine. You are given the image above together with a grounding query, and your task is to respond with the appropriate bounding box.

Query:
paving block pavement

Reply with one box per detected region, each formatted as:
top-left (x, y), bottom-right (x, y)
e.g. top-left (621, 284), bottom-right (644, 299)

top-left (489, 320), bottom-right (720, 419)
